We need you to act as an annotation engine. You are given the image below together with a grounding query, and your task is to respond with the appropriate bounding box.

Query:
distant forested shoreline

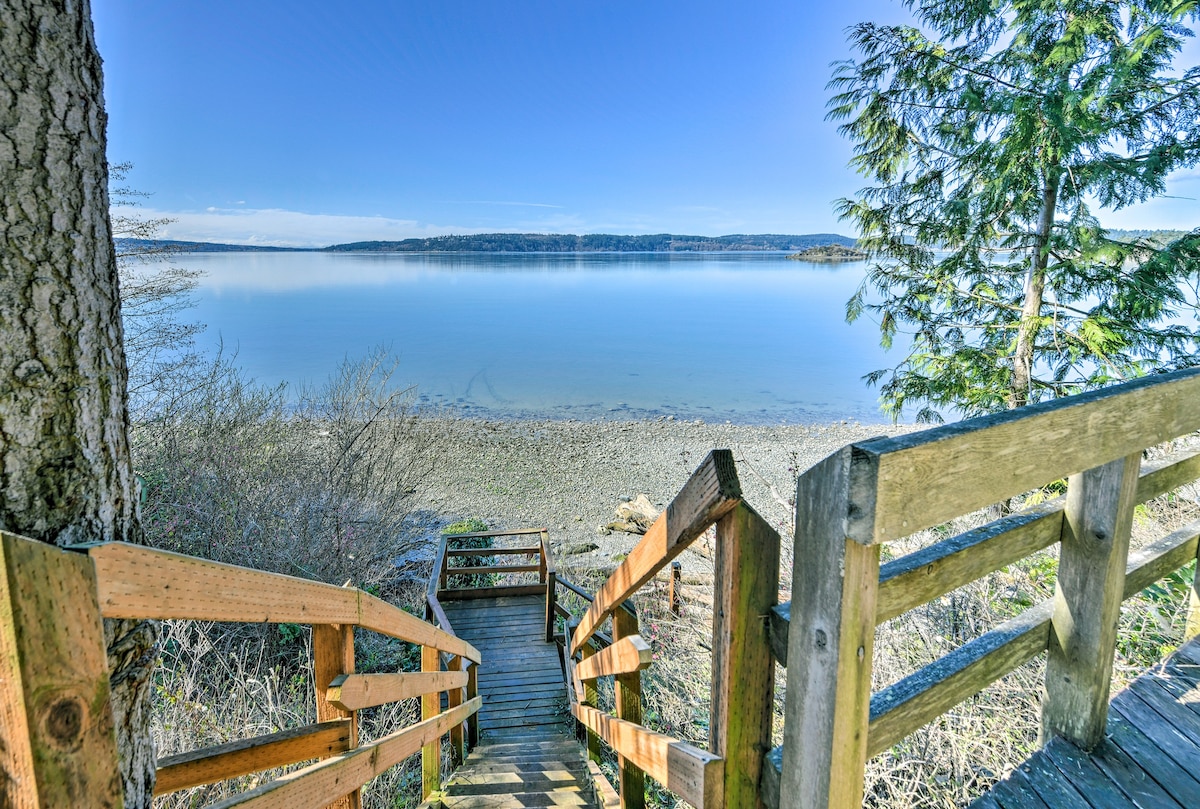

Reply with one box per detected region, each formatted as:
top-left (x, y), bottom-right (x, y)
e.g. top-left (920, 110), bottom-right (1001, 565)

top-left (118, 232), bottom-right (858, 254)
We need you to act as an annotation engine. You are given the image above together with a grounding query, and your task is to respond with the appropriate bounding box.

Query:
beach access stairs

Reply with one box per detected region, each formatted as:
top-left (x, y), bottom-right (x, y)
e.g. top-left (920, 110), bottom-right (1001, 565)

top-left (4, 369), bottom-right (1200, 808)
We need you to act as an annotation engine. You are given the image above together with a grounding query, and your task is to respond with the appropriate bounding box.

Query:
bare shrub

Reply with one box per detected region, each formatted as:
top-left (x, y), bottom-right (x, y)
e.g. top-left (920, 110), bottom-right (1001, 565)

top-left (134, 348), bottom-right (433, 589)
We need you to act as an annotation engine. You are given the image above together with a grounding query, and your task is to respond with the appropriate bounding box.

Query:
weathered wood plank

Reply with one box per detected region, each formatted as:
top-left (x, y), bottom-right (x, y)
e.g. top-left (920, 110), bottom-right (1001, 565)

top-left (154, 721), bottom-right (352, 795)
top-left (1123, 521), bottom-right (1200, 598)
top-left (0, 532), bottom-right (123, 808)
top-left (875, 500), bottom-right (1064, 625)
top-left (467, 662), bottom-right (479, 749)
top-left (1038, 739), bottom-right (1133, 808)
top-left (543, 530), bottom-right (556, 643)
top-left (868, 602), bottom-right (1053, 756)
top-left (1043, 452), bottom-right (1141, 749)
top-left (780, 446), bottom-right (879, 809)
top-left (326, 671), bottom-right (469, 711)
top-left (579, 636), bottom-right (603, 765)
top-left (209, 697), bottom-right (481, 809)
top-left (571, 704), bottom-right (723, 809)
top-left (1155, 664), bottom-right (1200, 719)
top-left (1107, 705), bottom-right (1200, 805)
top-left (313, 624), bottom-right (359, 809)
top-left (574, 635), bottom-right (652, 682)
top-left (849, 368), bottom-right (1200, 544)
top-left (446, 547), bottom-right (542, 557)
top-left (710, 502), bottom-right (779, 809)
top-left (612, 606), bottom-right (645, 809)
top-left (1111, 692), bottom-right (1200, 774)
top-left (571, 450), bottom-right (741, 654)
top-left (445, 564), bottom-right (543, 577)
top-left (1013, 755), bottom-right (1090, 809)
top-left (1128, 678), bottom-right (1200, 748)
top-left (1137, 447), bottom-right (1200, 501)
top-left (444, 529), bottom-right (548, 539)
top-left (448, 656), bottom-right (466, 766)
top-left (1088, 733), bottom-right (1185, 809)
top-left (1189, 539), bottom-right (1200, 643)
top-left (440, 585), bottom-right (548, 601)
top-left (422, 645), bottom-right (442, 799)
top-left (89, 542), bottom-right (479, 660)
top-left (987, 765), bottom-right (1052, 809)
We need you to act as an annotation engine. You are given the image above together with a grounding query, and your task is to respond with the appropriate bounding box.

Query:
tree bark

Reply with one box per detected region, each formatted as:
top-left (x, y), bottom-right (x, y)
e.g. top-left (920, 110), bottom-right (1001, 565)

top-left (0, 1), bottom-right (157, 806)
top-left (1009, 171), bottom-right (1060, 409)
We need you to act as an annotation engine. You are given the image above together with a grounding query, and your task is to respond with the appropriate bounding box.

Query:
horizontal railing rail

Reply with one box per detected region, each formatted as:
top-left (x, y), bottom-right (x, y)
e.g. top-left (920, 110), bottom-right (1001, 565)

top-left (88, 541), bottom-right (479, 662)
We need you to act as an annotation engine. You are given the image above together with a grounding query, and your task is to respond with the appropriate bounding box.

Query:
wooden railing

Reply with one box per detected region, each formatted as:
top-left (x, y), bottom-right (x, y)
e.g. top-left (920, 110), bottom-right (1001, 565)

top-left (0, 536), bottom-right (481, 808)
top-left (764, 367), bottom-right (1200, 809)
top-left (555, 449), bottom-right (785, 809)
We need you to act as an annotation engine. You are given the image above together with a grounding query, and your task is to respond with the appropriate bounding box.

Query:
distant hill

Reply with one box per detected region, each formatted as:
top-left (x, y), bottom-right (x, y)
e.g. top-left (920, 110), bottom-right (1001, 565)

top-left (115, 238), bottom-right (309, 253)
top-left (787, 244), bottom-right (867, 262)
top-left (323, 233), bottom-right (858, 253)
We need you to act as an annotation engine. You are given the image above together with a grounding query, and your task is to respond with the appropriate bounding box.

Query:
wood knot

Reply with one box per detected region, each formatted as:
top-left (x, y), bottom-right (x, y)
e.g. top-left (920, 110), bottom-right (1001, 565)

top-left (814, 629), bottom-right (827, 650)
top-left (42, 696), bottom-right (85, 751)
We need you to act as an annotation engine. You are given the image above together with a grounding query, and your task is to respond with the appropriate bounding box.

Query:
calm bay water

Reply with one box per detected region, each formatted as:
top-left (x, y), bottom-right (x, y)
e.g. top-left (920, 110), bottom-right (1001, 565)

top-left (183, 251), bottom-right (898, 423)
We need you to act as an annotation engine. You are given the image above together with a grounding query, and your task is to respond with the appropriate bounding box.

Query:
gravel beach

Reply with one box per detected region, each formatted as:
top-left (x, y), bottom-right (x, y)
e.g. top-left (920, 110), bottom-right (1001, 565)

top-left (410, 416), bottom-right (916, 576)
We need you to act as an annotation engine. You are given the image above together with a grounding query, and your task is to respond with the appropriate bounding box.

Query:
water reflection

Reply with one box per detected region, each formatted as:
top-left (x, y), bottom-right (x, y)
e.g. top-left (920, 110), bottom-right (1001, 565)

top-left (184, 252), bottom-right (896, 423)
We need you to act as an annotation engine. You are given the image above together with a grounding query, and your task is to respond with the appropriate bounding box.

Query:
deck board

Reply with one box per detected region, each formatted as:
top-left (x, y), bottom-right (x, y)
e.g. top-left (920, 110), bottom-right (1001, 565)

top-left (438, 593), bottom-right (599, 809)
top-left (973, 637), bottom-right (1200, 808)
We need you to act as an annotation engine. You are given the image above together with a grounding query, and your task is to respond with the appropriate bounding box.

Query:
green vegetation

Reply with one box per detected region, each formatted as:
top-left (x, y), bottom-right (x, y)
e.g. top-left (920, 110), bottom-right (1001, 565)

top-left (324, 232), bottom-right (858, 253)
top-left (834, 0), bottom-right (1200, 422)
top-left (786, 243), bottom-right (867, 262)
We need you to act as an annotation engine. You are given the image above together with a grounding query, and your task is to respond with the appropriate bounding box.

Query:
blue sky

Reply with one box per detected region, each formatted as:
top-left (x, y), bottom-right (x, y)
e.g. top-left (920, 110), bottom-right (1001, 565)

top-left (93, 1), bottom-right (1199, 248)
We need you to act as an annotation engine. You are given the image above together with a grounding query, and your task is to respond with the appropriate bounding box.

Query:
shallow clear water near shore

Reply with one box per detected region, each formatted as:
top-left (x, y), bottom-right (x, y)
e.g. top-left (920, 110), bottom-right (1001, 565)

top-left (186, 251), bottom-right (899, 423)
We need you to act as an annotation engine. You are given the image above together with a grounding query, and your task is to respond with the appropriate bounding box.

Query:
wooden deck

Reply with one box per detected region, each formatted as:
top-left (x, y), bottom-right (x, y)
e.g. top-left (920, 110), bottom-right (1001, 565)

top-left (438, 595), bottom-right (606, 809)
top-left (974, 637), bottom-right (1200, 808)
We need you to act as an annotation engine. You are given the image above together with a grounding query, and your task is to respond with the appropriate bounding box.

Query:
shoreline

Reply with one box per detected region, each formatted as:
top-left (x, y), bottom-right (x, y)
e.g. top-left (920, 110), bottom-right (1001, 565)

top-left (408, 414), bottom-right (915, 577)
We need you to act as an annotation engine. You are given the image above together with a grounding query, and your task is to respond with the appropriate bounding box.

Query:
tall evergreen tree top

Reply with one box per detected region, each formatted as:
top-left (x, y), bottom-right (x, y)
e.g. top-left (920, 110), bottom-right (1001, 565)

top-left (833, 0), bottom-right (1200, 422)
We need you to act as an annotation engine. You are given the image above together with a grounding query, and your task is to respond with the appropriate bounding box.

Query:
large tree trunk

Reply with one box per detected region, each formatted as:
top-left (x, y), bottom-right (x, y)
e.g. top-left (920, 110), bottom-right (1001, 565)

top-left (1009, 172), bottom-right (1060, 409)
top-left (0, 2), bottom-right (157, 806)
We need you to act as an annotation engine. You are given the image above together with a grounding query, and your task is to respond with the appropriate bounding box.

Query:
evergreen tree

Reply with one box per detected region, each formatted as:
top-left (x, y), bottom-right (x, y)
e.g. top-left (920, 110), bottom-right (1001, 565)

top-left (833, 0), bottom-right (1200, 422)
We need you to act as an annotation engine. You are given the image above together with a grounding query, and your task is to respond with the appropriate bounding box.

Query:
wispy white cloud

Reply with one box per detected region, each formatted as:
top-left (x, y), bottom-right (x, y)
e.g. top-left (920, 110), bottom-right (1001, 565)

top-left (128, 207), bottom-right (473, 248)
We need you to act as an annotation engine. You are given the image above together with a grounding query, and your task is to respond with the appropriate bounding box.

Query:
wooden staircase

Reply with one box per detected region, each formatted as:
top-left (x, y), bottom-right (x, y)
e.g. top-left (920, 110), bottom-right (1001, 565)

top-left (433, 595), bottom-right (606, 809)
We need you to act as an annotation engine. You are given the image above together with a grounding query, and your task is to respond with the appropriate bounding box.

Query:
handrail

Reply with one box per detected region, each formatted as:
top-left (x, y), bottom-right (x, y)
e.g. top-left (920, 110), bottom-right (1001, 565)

top-left (845, 367), bottom-right (1200, 545)
top-left (553, 454), bottom-right (781, 809)
top-left (89, 542), bottom-right (479, 662)
top-left (767, 445), bottom-right (1200, 664)
top-left (571, 449), bottom-right (741, 655)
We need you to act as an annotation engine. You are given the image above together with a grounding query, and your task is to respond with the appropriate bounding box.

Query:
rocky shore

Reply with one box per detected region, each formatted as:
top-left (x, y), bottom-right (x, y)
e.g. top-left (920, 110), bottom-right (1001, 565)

top-left (409, 416), bottom-right (914, 576)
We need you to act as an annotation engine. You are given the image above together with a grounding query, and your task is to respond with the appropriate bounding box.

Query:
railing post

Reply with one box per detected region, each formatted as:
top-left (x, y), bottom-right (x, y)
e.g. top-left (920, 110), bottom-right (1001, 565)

top-left (779, 447), bottom-right (881, 809)
top-left (546, 569), bottom-right (557, 643)
top-left (0, 532), bottom-right (124, 807)
top-left (543, 530), bottom-right (556, 643)
top-left (448, 654), bottom-right (466, 766)
top-left (313, 623), bottom-right (361, 809)
top-left (573, 618), bottom-right (602, 764)
top-left (613, 603), bottom-right (645, 809)
top-left (421, 644), bottom-right (441, 798)
top-left (465, 661), bottom-right (480, 750)
top-left (670, 561), bottom-right (683, 616)
top-left (1042, 451), bottom-right (1141, 749)
top-left (1188, 539), bottom-right (1200, 642)
top-left (711, 503), bottom-right (780, 809)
